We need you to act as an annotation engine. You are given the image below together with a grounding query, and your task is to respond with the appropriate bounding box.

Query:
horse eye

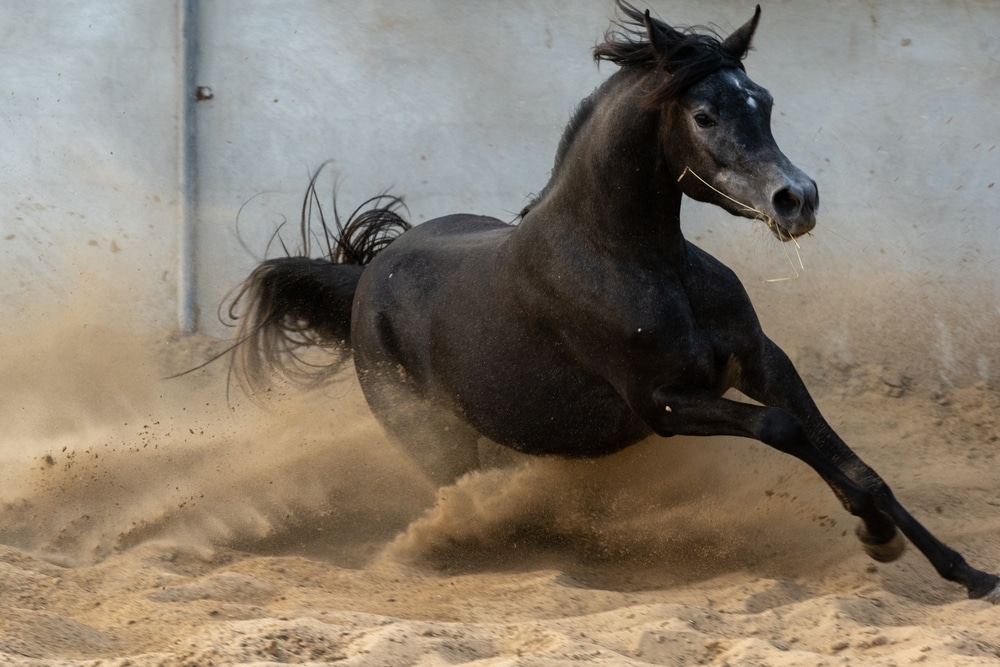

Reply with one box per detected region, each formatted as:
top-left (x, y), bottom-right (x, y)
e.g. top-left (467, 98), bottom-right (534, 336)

top-left (693, 112), bottom-right (716, 128)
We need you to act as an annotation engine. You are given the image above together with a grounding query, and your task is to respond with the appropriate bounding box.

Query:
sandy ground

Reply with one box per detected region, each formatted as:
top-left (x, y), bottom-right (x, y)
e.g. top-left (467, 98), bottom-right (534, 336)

top-left (1, 321), bottom-right (999, 666)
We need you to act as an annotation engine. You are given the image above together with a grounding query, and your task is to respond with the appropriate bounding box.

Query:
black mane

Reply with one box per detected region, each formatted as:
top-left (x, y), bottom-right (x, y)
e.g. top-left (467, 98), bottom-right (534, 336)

top-left (594, 0), bottom-right (746, 106)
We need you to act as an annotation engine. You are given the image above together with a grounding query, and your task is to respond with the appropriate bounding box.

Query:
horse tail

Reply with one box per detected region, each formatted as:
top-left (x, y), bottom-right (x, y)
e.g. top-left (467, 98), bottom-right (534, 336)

top-left (227, 168), bottom-right (410, 395)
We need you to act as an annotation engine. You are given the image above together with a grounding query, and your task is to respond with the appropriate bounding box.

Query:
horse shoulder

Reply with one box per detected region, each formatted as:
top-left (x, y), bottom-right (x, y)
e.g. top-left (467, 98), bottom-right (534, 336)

top-left (551, 241), bottom-right (770, 396)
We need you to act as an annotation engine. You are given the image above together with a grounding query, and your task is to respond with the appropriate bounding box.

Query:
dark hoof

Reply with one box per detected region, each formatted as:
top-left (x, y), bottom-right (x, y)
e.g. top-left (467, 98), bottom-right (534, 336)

top-left (856, 524), bottom-right (905, 563)
top-left (969, 575), bottom-right (1000, 603)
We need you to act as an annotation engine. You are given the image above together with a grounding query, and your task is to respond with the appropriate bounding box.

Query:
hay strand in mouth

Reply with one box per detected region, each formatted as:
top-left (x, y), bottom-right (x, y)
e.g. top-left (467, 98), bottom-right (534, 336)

top-left (764, 234), bottom-right (803, 283)
top-left (677, 166), bottom-right (774, 225)
top-left (677, 166), bottom-right (804, 282)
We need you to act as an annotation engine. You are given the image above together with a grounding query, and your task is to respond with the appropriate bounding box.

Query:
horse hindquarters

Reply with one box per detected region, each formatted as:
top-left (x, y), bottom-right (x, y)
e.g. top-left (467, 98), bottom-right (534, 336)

top-left (347, 217), bottom-right (518, 486)
top-left (350, 272), bottom-right (482, 487)
top-left (231, 257), bottom-right (365, 392)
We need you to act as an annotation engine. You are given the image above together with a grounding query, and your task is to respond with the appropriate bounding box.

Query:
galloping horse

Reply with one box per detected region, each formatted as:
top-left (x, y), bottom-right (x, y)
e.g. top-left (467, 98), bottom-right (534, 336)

top-left (228, 2), bottom-right (999, 600)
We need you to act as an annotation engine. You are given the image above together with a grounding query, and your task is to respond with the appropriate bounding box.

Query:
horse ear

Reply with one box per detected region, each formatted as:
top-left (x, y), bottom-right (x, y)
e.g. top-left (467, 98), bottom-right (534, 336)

top-left (643, 9), bottom-right (671, 55)
top-left (721, 5), bottom-right (761, 59)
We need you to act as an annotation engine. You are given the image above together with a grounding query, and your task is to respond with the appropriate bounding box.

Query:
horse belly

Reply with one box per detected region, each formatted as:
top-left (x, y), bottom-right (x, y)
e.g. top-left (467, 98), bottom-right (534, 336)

top-left (443, 349), bottom-right (653, 458)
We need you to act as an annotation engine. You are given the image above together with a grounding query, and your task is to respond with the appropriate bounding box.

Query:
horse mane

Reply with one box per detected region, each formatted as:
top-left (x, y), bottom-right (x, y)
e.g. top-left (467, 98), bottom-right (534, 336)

top-left (520, 2), bottom-right (746, 218)
top-left (594, 0), bottom-right (747, 107)
top-left (519, 80), bottom-right (611, 217)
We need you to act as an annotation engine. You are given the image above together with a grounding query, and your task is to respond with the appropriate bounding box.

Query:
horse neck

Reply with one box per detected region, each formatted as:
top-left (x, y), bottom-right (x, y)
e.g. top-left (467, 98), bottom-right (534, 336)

top-left (527, 71), bottom-right (686, 263)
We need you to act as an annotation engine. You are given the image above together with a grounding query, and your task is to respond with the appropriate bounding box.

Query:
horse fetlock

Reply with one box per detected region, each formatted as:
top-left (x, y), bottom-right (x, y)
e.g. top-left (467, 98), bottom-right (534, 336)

top-left (974, 577), bottom-right (1000, 603)
top-left (856, 522), bottom-right (906, 563)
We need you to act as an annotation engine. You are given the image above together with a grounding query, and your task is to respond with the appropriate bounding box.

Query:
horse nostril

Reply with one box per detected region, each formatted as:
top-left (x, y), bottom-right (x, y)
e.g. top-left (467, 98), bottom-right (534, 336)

top-left (772, 187), bottom-right (802, 218)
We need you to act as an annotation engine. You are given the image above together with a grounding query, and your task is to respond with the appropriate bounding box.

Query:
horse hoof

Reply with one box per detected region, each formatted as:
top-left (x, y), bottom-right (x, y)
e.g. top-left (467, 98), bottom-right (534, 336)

top-left (856, 524), bottom-right (906, 563)
top-left (972, 579), bottom-right (1000, 604)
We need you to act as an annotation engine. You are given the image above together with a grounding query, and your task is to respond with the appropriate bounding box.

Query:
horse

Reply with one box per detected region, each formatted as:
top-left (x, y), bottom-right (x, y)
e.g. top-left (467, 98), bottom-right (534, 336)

top-left (225, 2), bottom-right (999, 601)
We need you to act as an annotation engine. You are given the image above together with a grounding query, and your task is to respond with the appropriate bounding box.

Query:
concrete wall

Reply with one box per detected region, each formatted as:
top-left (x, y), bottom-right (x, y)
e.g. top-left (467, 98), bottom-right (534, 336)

top-left (3, 1), bottom-right (999, 386)
top-left (1, 2), bottom-right (181, 329)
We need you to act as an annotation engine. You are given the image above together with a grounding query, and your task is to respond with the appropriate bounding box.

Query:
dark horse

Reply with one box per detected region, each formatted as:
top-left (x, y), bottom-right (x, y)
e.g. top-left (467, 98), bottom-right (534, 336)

top-left (227, 3), bottom-right (999, 601)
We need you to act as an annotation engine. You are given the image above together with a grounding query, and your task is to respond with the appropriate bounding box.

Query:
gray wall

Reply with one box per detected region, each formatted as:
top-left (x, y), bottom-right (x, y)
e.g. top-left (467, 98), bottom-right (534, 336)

top-left (3, 1), bottom-right (999, 386)
top-left (2, 3), bottom-right (181, 329)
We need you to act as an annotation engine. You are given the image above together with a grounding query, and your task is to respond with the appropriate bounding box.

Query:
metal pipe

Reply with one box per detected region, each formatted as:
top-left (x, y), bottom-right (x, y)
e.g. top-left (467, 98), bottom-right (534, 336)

top-left (177, 0), bottom-right (199, 334)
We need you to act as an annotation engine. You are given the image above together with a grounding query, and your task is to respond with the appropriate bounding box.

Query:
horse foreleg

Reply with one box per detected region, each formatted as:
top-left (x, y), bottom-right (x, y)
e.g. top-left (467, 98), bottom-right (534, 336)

top-left (647, 389), bottom-right (898, 546)
top-left (730, 340), bottom-right (1000, 602)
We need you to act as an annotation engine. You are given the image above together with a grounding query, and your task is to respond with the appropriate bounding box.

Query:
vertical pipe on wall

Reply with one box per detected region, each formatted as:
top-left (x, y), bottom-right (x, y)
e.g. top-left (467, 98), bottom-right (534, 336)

top-left (177, 0), bottom-right (199, 334)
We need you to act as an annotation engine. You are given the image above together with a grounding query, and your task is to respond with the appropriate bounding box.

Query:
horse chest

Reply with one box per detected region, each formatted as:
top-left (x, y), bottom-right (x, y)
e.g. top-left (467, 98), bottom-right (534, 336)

top-left (629, 317), bottom-right (718, 367)
top-left (619, 305), bottom-right (735, 391)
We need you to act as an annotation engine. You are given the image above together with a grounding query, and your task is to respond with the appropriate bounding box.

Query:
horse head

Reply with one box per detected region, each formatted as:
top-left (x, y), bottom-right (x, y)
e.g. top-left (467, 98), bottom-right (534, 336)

top-left (597, 2), bottom-right (818, 240)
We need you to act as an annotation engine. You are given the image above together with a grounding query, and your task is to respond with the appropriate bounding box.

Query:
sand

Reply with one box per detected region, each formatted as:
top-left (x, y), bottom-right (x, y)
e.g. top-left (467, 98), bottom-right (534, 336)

top-left (1, 321), bottom-right (999, 666)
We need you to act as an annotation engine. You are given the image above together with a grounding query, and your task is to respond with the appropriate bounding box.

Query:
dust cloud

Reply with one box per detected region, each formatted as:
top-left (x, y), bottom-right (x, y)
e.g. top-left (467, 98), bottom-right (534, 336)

top-left (0, 306), bottom-right (435, 567)
top-left (3, 291), bottom-right (1000, 664)
top-left (0, 297), bottom-right (835, 581)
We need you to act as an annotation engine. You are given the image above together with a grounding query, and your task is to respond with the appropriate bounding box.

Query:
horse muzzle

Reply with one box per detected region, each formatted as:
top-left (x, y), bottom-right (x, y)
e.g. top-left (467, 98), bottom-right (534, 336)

top-left (769, 178), bottom-right (818, 240)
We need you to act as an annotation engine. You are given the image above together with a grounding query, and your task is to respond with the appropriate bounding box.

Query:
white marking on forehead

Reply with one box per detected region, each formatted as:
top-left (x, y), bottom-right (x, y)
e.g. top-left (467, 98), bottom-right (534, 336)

top-left (726, 71), bottom-right (745, 90)
top-left (746, 95), bottom-right (758, 109)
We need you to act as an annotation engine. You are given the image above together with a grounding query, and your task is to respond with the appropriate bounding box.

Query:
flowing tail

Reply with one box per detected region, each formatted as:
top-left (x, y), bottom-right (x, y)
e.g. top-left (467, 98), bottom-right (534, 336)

top-left (226, 169), bottom-right (410, 395)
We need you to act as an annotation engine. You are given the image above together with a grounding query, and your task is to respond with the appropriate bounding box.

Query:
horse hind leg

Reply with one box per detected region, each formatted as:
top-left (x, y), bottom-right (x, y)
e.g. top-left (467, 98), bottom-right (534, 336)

top-left (477, 436), bottom-right (532, 470)
top-left (359, 372), bottom-right (482, 487)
